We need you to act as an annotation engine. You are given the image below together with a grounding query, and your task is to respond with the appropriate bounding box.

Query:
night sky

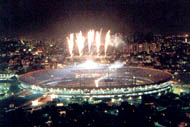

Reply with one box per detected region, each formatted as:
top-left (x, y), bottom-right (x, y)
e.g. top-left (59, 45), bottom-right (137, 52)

top-left (0, 0), bottom-right (190, 38)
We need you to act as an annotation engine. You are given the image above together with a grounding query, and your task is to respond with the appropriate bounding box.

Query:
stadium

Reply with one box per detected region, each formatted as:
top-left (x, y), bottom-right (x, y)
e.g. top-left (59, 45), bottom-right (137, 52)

top-left (19, 60), bottom-right (173, 101)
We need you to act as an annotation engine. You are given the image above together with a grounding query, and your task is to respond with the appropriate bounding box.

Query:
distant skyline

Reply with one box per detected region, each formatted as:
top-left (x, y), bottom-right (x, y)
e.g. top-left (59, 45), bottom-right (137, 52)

top-left (0, 0), bottom-right (190, 38)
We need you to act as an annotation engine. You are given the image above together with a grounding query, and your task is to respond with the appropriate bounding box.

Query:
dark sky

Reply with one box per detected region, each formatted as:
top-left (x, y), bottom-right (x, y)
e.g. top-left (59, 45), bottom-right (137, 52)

top-left (0, 0), bottom-right (190, 38)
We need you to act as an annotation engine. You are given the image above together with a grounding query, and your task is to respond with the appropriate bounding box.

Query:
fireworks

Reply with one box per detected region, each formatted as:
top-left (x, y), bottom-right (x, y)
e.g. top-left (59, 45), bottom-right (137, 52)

top-left (67, 29), bottom-right (113, 57)
top-left (105, 30), bottom-right (111, 55)
top-left (67, 33), bottom-right (74, 57)
top-left (87, 30), bottom-right (95, 53)
top-left (76, 31), bottom-right (85, 56)
top-left (95, 31), bottom-right (101, 55)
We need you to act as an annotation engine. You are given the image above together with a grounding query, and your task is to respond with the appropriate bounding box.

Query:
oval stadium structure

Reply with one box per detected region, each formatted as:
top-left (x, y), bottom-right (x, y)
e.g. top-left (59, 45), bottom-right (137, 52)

top-left (19, 63), bottom-right (173, 100)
